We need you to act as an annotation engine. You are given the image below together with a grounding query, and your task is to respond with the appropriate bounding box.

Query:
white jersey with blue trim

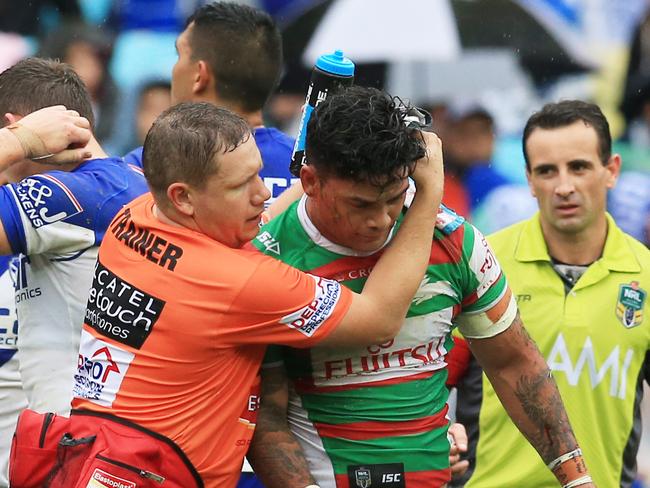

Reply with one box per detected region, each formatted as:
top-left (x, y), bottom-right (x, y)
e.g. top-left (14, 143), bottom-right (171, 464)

top-left (0, 256), bottom-right (25, 487)
top-left (0, 158), bottom-right (147, 414)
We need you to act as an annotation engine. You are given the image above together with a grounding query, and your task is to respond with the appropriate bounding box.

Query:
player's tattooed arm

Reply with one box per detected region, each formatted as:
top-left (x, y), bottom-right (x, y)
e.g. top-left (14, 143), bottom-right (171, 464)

top-left (468, 313), bottom-right (579, 463)
top-left (248, 364), bottom-right (317, 488)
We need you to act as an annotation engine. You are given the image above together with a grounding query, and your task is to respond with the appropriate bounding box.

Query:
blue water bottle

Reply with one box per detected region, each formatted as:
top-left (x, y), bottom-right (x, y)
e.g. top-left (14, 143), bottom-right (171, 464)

top-left (289, 50), bottom-right (355, 176)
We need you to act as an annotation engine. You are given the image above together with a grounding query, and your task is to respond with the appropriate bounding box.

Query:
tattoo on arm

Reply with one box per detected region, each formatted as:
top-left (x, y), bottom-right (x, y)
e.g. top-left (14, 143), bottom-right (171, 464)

top-left (510, 316), bottom-right (578, 462)
top-left (248, 366), bottom-right (316, 488)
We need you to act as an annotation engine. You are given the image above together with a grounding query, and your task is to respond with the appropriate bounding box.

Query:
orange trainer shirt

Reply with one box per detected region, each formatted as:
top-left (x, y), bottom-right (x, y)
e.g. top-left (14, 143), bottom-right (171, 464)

top-left (71, 193), bottom-right (352, 488)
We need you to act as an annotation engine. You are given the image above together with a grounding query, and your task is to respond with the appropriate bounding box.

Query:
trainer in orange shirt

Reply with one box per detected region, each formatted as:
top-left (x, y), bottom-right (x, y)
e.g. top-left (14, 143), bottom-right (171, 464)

top-left (69, 102), bottom-right (443, 487)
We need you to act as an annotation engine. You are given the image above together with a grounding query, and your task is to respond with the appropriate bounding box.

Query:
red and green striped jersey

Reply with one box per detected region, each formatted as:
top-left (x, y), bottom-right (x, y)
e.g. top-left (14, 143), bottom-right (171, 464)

top-left (253, 197), bottom-right (512, 488)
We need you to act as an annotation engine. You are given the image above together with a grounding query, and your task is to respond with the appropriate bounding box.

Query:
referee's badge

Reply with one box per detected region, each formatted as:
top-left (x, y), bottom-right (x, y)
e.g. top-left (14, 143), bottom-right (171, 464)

top-left (616, 281), bottom-right (646, 328)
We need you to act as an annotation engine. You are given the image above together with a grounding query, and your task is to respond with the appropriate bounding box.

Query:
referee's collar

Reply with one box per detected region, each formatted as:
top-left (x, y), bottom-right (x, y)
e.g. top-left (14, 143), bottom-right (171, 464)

top-left (515, 212), bottom-right (640, 273)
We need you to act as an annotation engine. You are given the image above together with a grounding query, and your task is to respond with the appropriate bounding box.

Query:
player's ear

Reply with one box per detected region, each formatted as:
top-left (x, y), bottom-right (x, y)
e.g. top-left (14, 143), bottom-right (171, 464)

top-left (604, 153), bottom-right (621, 189)
top-left (167, 182), bottom-right (194, 216)
top-left (525, 167), bottom-right (536, 198)
top-left (300, 164), bottom-right (320, 197)
top-left (194, 61), bottom-right (211, 96)
top-left (3, 112), bottom-right (21, 125)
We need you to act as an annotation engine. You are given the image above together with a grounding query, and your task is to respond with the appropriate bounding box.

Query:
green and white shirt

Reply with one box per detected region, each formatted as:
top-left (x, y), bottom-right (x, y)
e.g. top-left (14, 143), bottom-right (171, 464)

top-left (254, 196), bottom-right (515, 488)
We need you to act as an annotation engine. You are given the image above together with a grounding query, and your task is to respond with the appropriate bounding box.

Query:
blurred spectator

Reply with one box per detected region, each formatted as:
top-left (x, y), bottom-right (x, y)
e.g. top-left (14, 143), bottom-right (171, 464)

top-left (265, 91), bottom-right (303, 135)
top-left (38, 22), bottom-right (119, 145)
top-left (437, 103), bottom-right (509, 217)
top-left (135, 80), bottom-right (172, 145)
top-left (0, 0), bottom-right (80, 36)
top-left (0, 33), bottom-right (31, 74)
top-left (609, 170), bottom-right (650, 246)
top-left (264, 62), bottom-right (307, 136)
top-left (109, 0), bottom-right (203, 32)
top-left (117, 79), bottom-right (172, 156)
top-left (621, 8), bottom-right (650, 147)
top-left (431, 101), bottom-right (538, 233)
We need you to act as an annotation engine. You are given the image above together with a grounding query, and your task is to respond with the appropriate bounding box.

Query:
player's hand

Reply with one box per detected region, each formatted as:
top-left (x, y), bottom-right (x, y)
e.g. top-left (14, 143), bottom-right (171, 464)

top-left (5, 105), bottom-right (92, 164)
top-left (448, 422), bottom-right (469, 479)
top-left (410, 130), bottom-right (444, 197)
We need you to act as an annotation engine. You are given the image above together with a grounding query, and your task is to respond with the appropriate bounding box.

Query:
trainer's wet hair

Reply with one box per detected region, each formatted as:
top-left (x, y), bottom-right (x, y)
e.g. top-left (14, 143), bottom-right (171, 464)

top-left (305, 86), bottom-right (426, 187)
top-left (0, 57), bottom-right (94, 128)
top-left (186, 1), bottom-right (282, 113)
top-left (143, 102), bottom-right (251, 203)
top-left (523, 100), bottom-right (611, 169)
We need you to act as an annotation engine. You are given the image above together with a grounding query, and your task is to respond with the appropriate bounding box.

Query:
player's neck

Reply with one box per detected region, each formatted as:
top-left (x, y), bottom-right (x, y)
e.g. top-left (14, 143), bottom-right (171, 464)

top-left (241, 110), bottom-right (264, 128)
top-left (86, 136), bottom-right (108, 159)
top-left (152, 203), bottom-right (193, 232)
top-left (541, 215), bottom-right (608, 265)
top-left (208, 95), bottom-right (264, 128)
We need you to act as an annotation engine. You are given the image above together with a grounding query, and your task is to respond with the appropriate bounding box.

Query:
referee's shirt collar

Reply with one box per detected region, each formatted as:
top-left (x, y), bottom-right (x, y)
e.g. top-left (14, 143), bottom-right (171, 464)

top-left (515, 212), bottom-right (640, 274)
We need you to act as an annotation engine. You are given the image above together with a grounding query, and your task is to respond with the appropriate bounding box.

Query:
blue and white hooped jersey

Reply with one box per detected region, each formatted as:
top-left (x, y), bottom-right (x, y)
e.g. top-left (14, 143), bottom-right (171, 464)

top-left (0, 157), bottom-right (148, 413)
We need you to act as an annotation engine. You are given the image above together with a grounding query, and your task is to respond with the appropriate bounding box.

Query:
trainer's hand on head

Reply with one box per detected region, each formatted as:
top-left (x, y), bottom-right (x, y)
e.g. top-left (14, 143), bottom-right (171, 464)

top-left (5, 105), bottom-right (92, 164)
top-left (410, 130), bottom-right (444, 197)
top-left (448, 422), bottom-right (469, 479)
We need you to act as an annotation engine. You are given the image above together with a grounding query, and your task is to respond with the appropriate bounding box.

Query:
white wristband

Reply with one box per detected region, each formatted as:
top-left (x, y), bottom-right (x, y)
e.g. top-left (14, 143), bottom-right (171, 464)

top-left (563, 475), bottom-right (592, 488)
top-left (304, 485), bottom-right (321, 488)
top-left (547, 448), bottom-right (582, 471)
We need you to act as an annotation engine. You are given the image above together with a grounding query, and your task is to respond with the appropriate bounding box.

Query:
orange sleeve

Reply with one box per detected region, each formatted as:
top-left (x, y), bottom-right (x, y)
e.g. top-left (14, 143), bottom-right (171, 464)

top-left (218, 255), bottom-right (352, 347)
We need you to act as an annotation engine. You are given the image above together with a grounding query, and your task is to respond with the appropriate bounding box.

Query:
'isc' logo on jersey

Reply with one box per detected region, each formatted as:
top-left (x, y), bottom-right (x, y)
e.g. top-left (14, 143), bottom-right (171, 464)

top-left (616, 281), bottom-right (646, 328)
top-left (13, 175), bottom-right (82, 228)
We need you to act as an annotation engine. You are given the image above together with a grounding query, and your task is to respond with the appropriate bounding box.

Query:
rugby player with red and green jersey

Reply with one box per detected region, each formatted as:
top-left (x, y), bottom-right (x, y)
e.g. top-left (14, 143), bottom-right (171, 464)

top-left (251, 195), bottom-right (518, 488)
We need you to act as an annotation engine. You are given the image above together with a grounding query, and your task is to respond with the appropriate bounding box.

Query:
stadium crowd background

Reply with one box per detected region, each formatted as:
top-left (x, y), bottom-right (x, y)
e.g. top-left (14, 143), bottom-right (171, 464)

top-left (0, 0), bottom-right (648, 486)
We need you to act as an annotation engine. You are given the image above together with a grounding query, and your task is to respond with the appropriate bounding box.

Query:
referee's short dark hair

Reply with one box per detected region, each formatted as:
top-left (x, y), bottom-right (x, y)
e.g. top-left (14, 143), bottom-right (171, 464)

top-left (523, 100), bottom-right (611, 170)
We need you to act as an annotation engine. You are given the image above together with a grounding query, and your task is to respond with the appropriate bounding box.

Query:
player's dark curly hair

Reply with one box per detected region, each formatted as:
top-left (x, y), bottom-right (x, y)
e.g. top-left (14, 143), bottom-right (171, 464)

top-left (305, 86), bottom-right (426, 186)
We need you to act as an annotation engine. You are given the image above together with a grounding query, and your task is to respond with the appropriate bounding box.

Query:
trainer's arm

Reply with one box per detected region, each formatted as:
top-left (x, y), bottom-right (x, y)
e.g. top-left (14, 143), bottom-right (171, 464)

top-left (248, 365), bottom-right (316, 488)
top-left (469, 314), bottom-right (595, 487)
top-left (320, 131), bottom-right (443, 346)
top-left (0, 105), bottom-right (91, 169)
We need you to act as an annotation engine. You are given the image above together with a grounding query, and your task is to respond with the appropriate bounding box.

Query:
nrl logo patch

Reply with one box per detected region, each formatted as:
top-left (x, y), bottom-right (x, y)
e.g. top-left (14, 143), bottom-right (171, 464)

top-left (354, 467), bottom-right (371, 488)
top-left (616, 281), bottom-right (646, 328)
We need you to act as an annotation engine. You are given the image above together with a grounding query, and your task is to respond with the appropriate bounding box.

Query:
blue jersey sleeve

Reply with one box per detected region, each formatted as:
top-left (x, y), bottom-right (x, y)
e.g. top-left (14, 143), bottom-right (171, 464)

top-left (123, 146), bottom-right (144, 169)
top-left (255, 127), bottom-right (299, 203)
top-left (0, 186), bottom-right (27, 255)
top-left (0, 158), bottom-right (147, 255)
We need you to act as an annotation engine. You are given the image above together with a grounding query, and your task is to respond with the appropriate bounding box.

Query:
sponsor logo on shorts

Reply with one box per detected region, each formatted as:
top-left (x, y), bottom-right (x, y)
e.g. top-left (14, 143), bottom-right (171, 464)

top-left (13, 175), bottom-right (82, 228)
top-left (85, 261), bottom-right (165, 349)
top-left (73, 329), bottom-right (134, 407)
top-left (86, 468), bottom-right (136, 488)
top-left (280, 275), bottom-right (341, 337)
